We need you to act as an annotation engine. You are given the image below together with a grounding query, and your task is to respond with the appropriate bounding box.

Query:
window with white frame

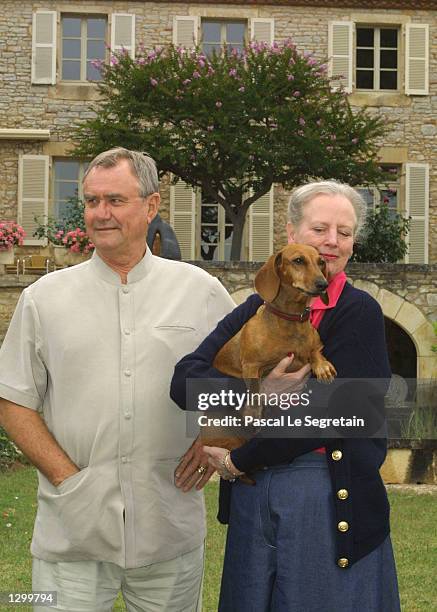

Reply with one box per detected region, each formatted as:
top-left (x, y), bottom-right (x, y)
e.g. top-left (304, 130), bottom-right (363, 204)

top-left (61, 15), bottom-right (107, 81)
top-left (201, 20), bottom-right (246, 58)
top-left (356, 27), bottom-right (398, 91)
top-left (199, 195), bottom-right (234, 261)
top-left (358, 165), bottom-right (401, 219)
top-left (53, 160), bottom-right (88, 221)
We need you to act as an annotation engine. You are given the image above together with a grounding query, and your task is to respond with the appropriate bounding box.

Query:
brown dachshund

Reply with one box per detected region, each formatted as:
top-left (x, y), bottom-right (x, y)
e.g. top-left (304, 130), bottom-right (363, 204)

top-left (201, 244), bottom-right (337, 463)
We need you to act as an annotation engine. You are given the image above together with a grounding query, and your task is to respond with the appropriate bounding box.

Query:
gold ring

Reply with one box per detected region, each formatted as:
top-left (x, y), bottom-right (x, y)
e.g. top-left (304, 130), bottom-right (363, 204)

top-left (197, 466), bottom-right (207, 475)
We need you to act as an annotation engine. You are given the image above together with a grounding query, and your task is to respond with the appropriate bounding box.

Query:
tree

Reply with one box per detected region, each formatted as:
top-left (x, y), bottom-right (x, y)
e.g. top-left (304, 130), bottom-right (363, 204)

top-left (72, 40), bottom-right (390, 259)
top-left (351, 203), bottom-right (410, 263)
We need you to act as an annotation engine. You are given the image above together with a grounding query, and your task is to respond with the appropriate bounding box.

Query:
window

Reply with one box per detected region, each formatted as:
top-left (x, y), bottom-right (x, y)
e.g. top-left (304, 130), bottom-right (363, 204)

top-left (200, 195), bottom-right (234, 261)
top-left (358, 165), bottom-right (401, 219)
top-left (53, 160), bottom-right (88, 221)
top-left (61, 16), bottom-right (107, 81)
top-left (201, 20), bottom-right (246, 58)
top-left (356, 27), bottom-right (398, 91)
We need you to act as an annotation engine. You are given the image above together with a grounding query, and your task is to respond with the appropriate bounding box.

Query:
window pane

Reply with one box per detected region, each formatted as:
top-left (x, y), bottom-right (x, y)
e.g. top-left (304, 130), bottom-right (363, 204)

top-left (86, 61), bottom-right (103, 81)
top-left (87, 18), bottom-right (106, 39)
top-left (380, 29), bottom-right (397, 48)
top-left (357, 188), bottom-right (375, 208)
top-left (201, 244), bottom-right (219, 261)
top-left (226, 22), bottom-right (245, 44)
top-left (63, 39), bottom-right (81, 60)
top-left (380, 71), bottom-right (397, 90)
top-left (202, 21), bottom-right (221, 43)
top-left (201, 227), bottom-right (219, 243)
top-left (87, 40), bottom-right (105, 60)
top-left (356, 28), bottom-right (374, 47)
top-left (226, 43), bottom-right (243, 55)
top-left (356, 49), bottom-right (374, 69)
top-left (201, 206), bottom-right (218, 224)
top-left (62, 17), bottom-right (81, 38)
top-left (56, 182), bottom-right (78, 201)
top-left (62, 60), bottom-right (81, 80)
top-left (356, 70), bottom-right (374, 89)
top-left (203, 43), bottom-right (221, 58)
top-left (54, 160), bottom-right (80, 181)
top-left (380, 49), bottom-right (397, 69)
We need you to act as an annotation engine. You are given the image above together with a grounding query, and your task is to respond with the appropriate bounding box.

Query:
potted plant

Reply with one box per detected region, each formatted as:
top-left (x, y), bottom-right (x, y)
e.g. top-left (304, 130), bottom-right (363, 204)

top-left (0, 221), bottom-right (26, 264)
top-left (60, 228), bottom-right (94, 265)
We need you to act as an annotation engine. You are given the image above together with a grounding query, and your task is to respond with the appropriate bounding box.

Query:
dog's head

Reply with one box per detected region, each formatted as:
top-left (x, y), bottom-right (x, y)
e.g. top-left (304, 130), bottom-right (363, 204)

top-left (255, 244), bottom-right (329, 305)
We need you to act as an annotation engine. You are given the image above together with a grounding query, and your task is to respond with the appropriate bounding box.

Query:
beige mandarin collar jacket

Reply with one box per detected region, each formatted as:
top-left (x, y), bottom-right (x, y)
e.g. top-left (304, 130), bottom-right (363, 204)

top-left (0, 250), bottom-right (235, 568)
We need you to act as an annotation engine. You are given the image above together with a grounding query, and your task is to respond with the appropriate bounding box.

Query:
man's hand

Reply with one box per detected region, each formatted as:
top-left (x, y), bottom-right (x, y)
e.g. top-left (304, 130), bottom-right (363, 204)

top-left (203, 446), bottom-right (244, 480)
top-left (261, 353), bottom-right (311, 396)
top-left (174, 436), bottom-right (215, 492)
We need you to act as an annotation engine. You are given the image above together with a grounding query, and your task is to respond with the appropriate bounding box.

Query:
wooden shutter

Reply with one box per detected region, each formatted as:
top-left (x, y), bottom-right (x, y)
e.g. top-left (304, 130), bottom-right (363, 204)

top-left (249, 187), bottom-right (273, 262)
top-left (111, 14), bottom-right (135, 58)
top-left (405, 24), bottom-right (429, 95)
top-left (405, 164), bottom-right (429, 264)
top-left (170, 179), bottom-right (196, 260)
top-left (18, 156), bottom-right (49, 246)
top-left (328, 22), bottom-right (353, 93)
top-left (250, 19), bottom-right (274, 43)
top-left (173, 16), bottom-right (199, 48)
top-left (32, 11), bottom-right (57, 84)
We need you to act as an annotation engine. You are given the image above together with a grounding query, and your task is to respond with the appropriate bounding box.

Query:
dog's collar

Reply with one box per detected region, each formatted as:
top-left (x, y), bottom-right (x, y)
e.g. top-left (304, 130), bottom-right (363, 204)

top-left (264, 302), bottom-right (311, 322)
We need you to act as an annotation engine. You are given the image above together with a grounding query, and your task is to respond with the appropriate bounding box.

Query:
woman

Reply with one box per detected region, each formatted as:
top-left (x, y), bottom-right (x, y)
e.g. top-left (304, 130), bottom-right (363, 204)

top-left (171, 181), bottom-right (401, 611)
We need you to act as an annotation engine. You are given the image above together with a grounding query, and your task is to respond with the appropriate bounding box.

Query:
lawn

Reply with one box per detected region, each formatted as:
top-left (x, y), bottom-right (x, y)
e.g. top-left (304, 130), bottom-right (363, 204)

top-left (0, 467), bottom-right (435, 611)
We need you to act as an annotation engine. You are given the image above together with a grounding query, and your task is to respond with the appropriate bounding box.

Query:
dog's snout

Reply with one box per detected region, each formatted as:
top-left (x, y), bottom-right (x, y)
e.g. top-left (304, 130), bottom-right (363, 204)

top-left (315, 278), bottom-right (328, 292)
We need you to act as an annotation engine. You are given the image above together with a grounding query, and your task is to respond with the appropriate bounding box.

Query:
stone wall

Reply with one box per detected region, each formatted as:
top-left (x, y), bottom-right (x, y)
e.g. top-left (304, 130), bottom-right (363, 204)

top-left (0, 0), bottom-right (435, 260)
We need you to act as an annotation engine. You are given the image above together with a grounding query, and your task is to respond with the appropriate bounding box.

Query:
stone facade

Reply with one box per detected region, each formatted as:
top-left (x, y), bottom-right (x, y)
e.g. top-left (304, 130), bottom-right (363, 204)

top-left (0, 0), bottom-right (435, 262)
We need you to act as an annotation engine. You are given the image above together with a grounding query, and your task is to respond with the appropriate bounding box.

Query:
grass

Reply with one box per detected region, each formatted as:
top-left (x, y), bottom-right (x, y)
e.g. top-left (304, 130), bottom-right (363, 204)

top-left (0, 467), bottom-right (436, 611)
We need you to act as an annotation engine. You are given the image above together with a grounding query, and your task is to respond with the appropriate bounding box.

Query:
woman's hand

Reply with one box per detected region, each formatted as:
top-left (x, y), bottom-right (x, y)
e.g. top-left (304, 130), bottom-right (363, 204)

top-left (203, 446), bottom-right (244, 480)
top-left (261, 353), bottom-right (311, 396)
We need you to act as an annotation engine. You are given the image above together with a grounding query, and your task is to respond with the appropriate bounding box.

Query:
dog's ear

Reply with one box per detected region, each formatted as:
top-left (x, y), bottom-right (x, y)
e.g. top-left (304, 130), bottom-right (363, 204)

top-left (255, 252), bottom-right (282, 302)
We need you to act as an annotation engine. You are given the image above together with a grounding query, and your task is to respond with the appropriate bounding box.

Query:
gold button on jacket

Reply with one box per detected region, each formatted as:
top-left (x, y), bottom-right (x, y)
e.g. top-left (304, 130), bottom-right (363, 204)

top-left (337, 489), bottom-right (349, 500)
top-left (331, 450), bottom-right (343, 461)
top-left (338, 521), bottom-right (349, 532)
top-left (337, 557), bottom-right (349, 568)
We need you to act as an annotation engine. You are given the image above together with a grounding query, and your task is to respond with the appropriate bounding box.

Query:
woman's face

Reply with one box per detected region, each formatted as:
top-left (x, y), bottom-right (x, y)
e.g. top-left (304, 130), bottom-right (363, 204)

top-left (287, 194), bottom-right (356, 279)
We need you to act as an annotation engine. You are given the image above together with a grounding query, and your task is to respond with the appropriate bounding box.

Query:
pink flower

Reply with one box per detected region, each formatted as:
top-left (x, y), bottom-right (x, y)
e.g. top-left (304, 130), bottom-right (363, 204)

top-left (299, 117), bottom-right (306, 126)
top-left (215, 101), bottom-right (222, 108)
top-left (150, 78), bottom-right (158, 86)
top-left (207, 125), bottom-right (214, 131)
top-left (136, 58), bottom-right (146, 65)
top-left (287, 74), bottom-right (294, 81)
top-left (229, 68), bottom-right (237, 77)
top-left (326, 146), bottom-right (334, 152)
top-left (293, 91), bottom-right (301, 97)
top-left (182, 79), bottom-right (191, 85)
top-left (110, 57), bottom-right (119, 66)
top-left (351, 138), bottom-right (358, 144)
top-left (316, 119), bottom-right (323, 126)
top-left (192, 71), bottom-right (201, 79)
top-left (198, 59), bottom-right (205, 68)
top-left (238, 86), bottom-right (245, 92)
top-left (330, 134), bottom-right (337, 141)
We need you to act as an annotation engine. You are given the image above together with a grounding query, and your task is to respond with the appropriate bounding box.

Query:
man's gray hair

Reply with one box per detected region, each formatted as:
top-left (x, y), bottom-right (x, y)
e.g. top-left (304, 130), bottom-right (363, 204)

top-left (83, 147), bottom-right (159, 197)
top-left (287, 180), bottom-right (367, 238)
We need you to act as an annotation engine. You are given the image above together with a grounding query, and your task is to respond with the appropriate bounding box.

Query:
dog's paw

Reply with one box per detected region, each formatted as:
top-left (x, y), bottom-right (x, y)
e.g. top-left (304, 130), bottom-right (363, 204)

top-left (313, 360), bottom-right (337, 384)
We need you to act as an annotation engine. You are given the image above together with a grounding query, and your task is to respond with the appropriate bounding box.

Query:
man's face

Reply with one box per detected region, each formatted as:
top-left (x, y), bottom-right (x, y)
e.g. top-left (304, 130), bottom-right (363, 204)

top-left (83, 160), bottom-right (159, 259)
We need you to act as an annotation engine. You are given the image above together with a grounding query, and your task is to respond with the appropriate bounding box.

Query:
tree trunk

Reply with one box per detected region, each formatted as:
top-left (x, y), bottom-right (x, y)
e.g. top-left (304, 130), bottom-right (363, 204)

top-left (229, 209), bottom-right (248, 261)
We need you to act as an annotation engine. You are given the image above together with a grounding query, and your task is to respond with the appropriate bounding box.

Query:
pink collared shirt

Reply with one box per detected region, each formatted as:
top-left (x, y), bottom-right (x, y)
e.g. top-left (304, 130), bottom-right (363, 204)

top-left (309, 271), bottom-right (347, 453)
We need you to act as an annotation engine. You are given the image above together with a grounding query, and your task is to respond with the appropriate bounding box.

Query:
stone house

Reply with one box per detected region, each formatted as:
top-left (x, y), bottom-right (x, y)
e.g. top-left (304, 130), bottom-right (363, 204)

top-left (0, 0), bottom-right (435, 383)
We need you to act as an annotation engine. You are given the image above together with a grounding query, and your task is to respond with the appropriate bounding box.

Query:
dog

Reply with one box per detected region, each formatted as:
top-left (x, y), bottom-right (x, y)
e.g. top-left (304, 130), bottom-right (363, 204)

top-left (201, 244), bottom-right (337, 469)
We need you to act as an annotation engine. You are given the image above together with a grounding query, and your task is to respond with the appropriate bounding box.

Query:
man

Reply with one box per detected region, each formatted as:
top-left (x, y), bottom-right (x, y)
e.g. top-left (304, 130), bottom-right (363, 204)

top-left (0, 148), bottom-right (235, 611)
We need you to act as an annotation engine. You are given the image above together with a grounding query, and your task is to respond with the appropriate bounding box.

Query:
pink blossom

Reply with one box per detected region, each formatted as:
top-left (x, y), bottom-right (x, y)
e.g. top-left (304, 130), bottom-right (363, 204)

top-left (150, 78), bottom-right (158, 87)
top-left (316, 119), bottom-right (323, 126)
top-left (287, 74), bottom-right (294, 81)
top-left (215, 101), bottom-right (222, 108)
top-left (229, 68), bottom-right (237, 77)
top-left (110, 57), bottom-right (119, 66)
top-left (351, 138), bottom-right (358, 144)
top-left (330, 134), bottom-right (337, 141)
top-left (299, 117), bottom-right (306, 126)
top-left (293, 91), bottom-right (301, 97)
top-left (326, 146), bottom-right (334, 152)
top-left (192, 71), bottom-right (201, 79)
top-left (238, 86), bottom-right (245, 92)
top-left (198, 59), bottom-right (205, 68)
top-left (182, 79), bottom-right (191, 85)
top-left (207, 125), bottom-right (214, 131)
top-left (136, 58), bottom-right (146, 65)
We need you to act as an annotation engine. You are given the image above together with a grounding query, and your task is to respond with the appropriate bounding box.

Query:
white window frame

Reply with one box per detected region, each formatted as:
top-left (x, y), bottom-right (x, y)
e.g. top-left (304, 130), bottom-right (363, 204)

top-left (201, 19), bottom-right (248, 56)
top-left (60, 14), bottom-right (108, 83)
top-left (355, 26), bottom-right (399, 92)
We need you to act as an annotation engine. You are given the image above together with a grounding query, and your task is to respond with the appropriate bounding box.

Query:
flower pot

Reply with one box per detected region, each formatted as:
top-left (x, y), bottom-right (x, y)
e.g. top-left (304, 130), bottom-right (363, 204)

top-left (0, 248), bottom-right (14, 265)
top-left (66, 251), bottom-right (91, 266)
top-left (53, 246), bottom-right (68, 267)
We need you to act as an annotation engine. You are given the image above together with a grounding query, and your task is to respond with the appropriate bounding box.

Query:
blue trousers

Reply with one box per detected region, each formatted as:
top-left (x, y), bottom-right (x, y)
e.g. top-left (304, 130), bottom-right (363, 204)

top-left (219, 452), bottom-right (401, 612)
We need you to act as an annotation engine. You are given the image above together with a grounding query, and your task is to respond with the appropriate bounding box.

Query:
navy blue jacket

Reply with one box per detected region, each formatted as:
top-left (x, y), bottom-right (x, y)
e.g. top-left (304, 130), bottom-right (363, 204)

top-left (170, 282), bottom-right (392, 568)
